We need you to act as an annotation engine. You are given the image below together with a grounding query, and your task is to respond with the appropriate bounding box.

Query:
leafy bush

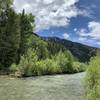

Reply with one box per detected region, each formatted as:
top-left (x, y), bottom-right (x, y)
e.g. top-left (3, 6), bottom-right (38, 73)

top-left (9, 63), bottom-right (18, 73)
top-left (35, 59), bottom-right (61, 75)
top-left (53, 51), bottom-right (68, 73)
top-left (9, 49), bottom-right (86, 77)
top-left (85, 51), bottom-right (100, 100)
top-left (44, 59), bottom-right (61, 74)
top-left (17, 48), bottom-right (38, 77)
top-left (73, 62), bottom-right (86, 72)
top-left (65, 51), bottom-right (74, 73)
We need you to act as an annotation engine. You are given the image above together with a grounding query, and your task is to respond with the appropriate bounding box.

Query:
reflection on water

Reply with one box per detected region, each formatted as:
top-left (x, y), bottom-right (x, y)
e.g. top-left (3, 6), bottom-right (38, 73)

top-left (0, 73), bottom-right (85, 100)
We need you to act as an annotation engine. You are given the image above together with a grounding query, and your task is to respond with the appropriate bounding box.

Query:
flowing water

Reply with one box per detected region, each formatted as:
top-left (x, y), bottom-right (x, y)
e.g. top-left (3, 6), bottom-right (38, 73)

top-left (0, 72), bottom-right (85, 100)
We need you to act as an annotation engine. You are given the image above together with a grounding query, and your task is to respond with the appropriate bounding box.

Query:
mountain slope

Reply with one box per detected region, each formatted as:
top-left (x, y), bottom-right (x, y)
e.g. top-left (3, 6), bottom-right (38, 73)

top-left (42, 37), bottom-right (97, 62)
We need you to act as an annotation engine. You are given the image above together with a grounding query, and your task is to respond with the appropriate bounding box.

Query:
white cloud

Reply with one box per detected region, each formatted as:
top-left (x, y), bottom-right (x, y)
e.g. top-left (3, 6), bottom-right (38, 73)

top-left (74, 28), bottom-right (77, 32)
top-left (77, 5), bottom-right (95, 18)
top-left (62, 33), bottom-right (69, 39)
top-left (43, 0), bottom-right (54, 4)
top-left (78, 37), bottom-right (87, 41)
top-left (13, 0), bottom-right (91, 32)
top-left (76, 28), bottom-right (89, 37)
top-left (88, 21), bottom-right (100, 38)
top-left (78, 9), bottom-right (92, 18)
top-left (97, 42), bottom-right (100, 45)
top-left (76, 21), bottom-right (100, 39)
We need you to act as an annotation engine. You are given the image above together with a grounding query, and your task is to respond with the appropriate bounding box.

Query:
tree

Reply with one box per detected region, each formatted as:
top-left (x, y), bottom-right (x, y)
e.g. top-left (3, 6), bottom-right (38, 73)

top-left (0, 1), bottom-right (35, 69)
top-left (27, 34), bottom-right (49, 60)
top-left (0, 2), bottom-right (20, 68)
top-left (0, 0), bottom-right (12, 11)
top-left (18, 10), bottom-right (34, 56)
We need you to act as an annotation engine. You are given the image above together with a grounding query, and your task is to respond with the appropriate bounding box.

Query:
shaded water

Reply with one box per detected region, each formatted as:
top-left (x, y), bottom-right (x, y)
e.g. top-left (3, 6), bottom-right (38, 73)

top-left (0, 72), bottom-right (85, 100)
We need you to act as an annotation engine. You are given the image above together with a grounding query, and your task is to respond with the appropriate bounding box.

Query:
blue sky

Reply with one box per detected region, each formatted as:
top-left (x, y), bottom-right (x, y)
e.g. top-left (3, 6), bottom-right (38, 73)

top-left (14, 0), bottom-right (100, 47)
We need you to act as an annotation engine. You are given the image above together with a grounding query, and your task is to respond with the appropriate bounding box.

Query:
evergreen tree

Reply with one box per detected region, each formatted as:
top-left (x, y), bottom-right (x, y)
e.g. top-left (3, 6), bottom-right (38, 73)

top-left (0, 0), bottom-right (12, 11)
top-left (0, 2), bottom-right (20, 68)
top-left (18, 10), bottom-right (34, 56)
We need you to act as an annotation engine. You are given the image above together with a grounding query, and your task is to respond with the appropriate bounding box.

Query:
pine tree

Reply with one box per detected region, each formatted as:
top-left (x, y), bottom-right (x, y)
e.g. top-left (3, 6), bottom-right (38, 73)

top-left (0, 2), bottom-right (20, 68)
top-left (18, 10), bottom-right (34, 56)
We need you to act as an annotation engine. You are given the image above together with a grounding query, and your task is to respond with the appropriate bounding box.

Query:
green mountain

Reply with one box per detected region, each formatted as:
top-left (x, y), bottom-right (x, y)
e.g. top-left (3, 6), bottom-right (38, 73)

top-left (41, 37), bottom-right (97, 62)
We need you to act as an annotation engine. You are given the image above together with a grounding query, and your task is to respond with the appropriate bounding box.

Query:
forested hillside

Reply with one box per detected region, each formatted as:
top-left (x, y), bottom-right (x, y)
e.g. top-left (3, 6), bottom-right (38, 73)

top-left (43, 37), bottom-right (97, 62)
top-left (27, 34), bottom-right (97, 62)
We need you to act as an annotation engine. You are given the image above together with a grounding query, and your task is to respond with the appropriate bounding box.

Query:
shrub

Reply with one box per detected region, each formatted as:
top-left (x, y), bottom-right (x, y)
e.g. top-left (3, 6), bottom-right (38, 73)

top-left (85, 51), bottom-right (100, 100)
top-left (73, 62), bottom-right (86, 73)
top-left (17, 48), bottom-right (38, 77)
top-left (65, 51), bottom-right (74, 73)
top-left (44, 59), bottom-right (61, 74)
top-left (10, 49), bottom-right (85, 77)
top-left (35, 61), bottom-right (47, 75)
top-left (36, 59), bottom-right (61, 75)
top-left (9, 63), bottom-right (18, 73)
top-left (53, 51), bottom-right (68, 73)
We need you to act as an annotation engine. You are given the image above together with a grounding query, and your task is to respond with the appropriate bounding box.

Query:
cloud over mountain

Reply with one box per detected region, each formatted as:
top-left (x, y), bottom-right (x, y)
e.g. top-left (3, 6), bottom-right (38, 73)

top-left (76, 21), bottom-right (100, 39)
top-left (62, 33), bottom-right (69, 39)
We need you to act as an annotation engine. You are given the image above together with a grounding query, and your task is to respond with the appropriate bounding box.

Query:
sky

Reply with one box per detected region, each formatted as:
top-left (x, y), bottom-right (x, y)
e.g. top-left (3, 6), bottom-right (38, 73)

top-left (13, 0), bottom-right (100, 48)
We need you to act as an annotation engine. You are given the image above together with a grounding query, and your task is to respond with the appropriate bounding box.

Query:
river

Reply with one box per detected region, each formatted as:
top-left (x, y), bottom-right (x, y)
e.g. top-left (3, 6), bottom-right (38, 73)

top-left (0, 72), bottom-right (85, 100)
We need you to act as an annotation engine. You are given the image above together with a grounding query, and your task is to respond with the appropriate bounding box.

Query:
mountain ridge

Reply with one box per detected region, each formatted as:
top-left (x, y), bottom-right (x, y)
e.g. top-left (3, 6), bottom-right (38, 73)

top-left (42, 36), bottom-right (99, 49)
top-left (41, 36), bottom-right (98, 62)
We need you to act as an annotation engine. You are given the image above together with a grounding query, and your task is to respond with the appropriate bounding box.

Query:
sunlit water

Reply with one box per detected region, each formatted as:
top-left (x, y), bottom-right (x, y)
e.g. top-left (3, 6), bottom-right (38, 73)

top-left (0, 72), bottom-right (85, 100)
